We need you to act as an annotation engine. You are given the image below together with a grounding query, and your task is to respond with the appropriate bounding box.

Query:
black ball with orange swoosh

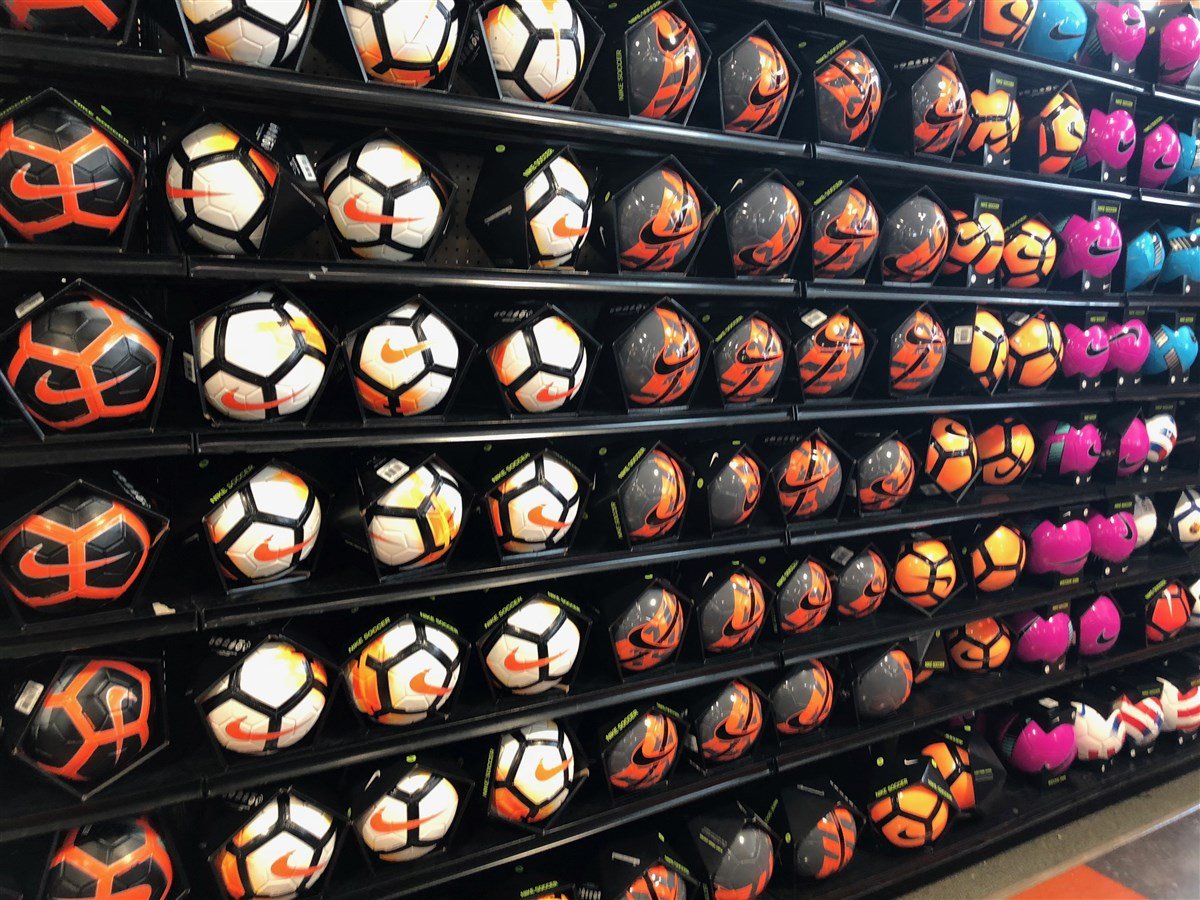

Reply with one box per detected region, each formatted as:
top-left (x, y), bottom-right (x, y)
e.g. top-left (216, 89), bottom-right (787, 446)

top-left (627, 8), bottom-right (704, 122)
top-left (882, 198), bottom-right (950, 283)
top-left (889, 308), bottom-right (947, 393)
top-left (44, 816), bottom-right (175, 900)
top-left (777, 558), bottom-right (833, 634)
top-left (716, 314), bottom-right (786, 403)
top-left (855, 437), bottom-right (915, 513)
top-left (695, 678), bottom-right (763, 763)
top-left (623, 862), bottom-right (687, 900)
top-left (617, 166), bottom-right (704, 272)
top-left (912, 63), bottom-right (967, 155)
top-left (770, 659), bottom-right (834, 735)
top-left (0, 489), bottom-right (152, 614)
top-left (605, 709), bottom-right (679, 791)
top-left (708, 449), bottom-right (763, 531)
top-left (4, 293), bottom-right (163, 432)
top-left (811, 186), bottom-right (879, 279)
top-left (616, 303), bottom-right (703, 407)
top-left (793, 802), bottom-right (857, 880)
top-left (24, 656), bottom-right (156, 785)
top-left (836, 547), bottom-right (889, 618)
top-left (815, 47), bottom-right (882, 145)
top-left (722, 30), bottom-right (791, 134)
top-left (0, 102), bottom-right (134, 244)
top-left (697, 569), bottom-right (767, 654)
top-left (612, 584), bottom-right (685, 673)
top-left (775, 437), bottom-right (843, 521)
top-left (795, 312), bottom-right (867, 397)
top-left (727, 177), bottom-right (804, 276)
top-left (620, 446), bottom-right (689, 544)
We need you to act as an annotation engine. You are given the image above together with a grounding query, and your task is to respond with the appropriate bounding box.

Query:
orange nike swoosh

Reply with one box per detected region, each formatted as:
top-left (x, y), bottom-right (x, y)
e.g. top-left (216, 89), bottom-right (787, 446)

top-left (552, 215), bottom-right (589, 239)
top-left (534, 756), bottom-right (572, 781)
top-left (534, 382), bottom-right (580, 404)
top-left (19, 545), bottom-right (130, 580)
top-left (380, 340), bottom-right (429, 364)
top-left (106, 685), bottom-right (131, 764)
top-left (224, 716), bottom-right (298, 742)
top-left (34, 369), bottom-right (135, 405)
top-left (269, 853), bottom-right (324, 879)
top-left (503, 647), bottom-right (564, 672)
top-left (369, 809), bottom-right (438, 833)
top-left (165, 184), bottom-right (228, 200)
top-left (409, 669), bottom-right (453, 696)
top-left (528, 504), bottom-right (569, 529)
top-left (220, 388), bottom-right (303, 412)
top-left (10, 164), bottom-right (116, 201)
top-left (252, 534), bottom-right (316, 563)
top-left (342, 194), bottom-right (422, 226)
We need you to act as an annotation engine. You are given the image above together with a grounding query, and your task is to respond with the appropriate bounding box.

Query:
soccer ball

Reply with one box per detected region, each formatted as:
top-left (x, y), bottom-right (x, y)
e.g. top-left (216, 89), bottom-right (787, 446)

top-left (1145, 413), bottom-right (1178, 463)
top-left (616, 303), bottom-right (702, 406)
top-left (605, 709), bottom-right (679, 791)
top-left (616, 167), bottom-right (704, 273)
top-left (0, 103), bottom-right (134, 244)
top-left (45, 817), bottom-right (174, 900)
top-left (345, 614), bottom-right (463, 725)
top-left (711, 825), bottom-right (775, 899)
top-left (610, 584), bottom-right (685, 673)
top-left (204, 463), bottom-right (321, 583)
top-left (726, 178), bottom-right (804, 276)
top-left (618, 447), bottom-right (688, 543)
top-left (889, 309), bottom-right (947, 393)
top-left (624, 864), bottom-right (687, 899)
top-left (1171, 488), bottom-right (1200, 547)
top-left (793, 804), bottom-right (856, 880)
top-left (868, 784), bottom-right (951, 849)
top-left (944, 214), bottom-right (1005, 279)
top-left (725, 30), bottom-right (793, 135)
top-left (165, 122), bottom-right (279, 255)
top-left (893, 539), bottom-right (959, 609)
top-left (1133, 494), bottom-right (1158, 548)
top-left (1158, 676), bottom-right (1200, 733)
top-left (921, 740), bottom-right (974, 811)
top-left (776, 558), bottom-right (832, 634)
top-left (946, 617), bottom-right (1012, 672)
top-left (344, 0), bottom-right (460, 87)
top-left (775, 436), bottom-right (843, 520)
top-left (969, 523), bottom-right (1027, 592)
top-left (1147, 582), bottom-right (1191, 643)
top-left (694, 679), bottom-right (763, 763)
top-left (349, 299), bottom-right (461, 417)
top-left (490, 720), bottom-right (577, 824)
top-left (323, 136), bottom-right (450, 262)
top-left (855, 437), bottom-right (915, 513)
top-left (356, 766), bottom-right (460, 862)
top-left (769, 659), bottom-right (834, 735)
top-left (1119, 694), bottom-right (1164, 748)
top-left (977, 417), bottom-right (1035, 485)
top-left (485, 450), bottom-right (584, 554)
top-left (212, 791), bottom-right (337, 899)
top-left (482, 0), bottom-right (587, 104)
top-left (854, 648), bottom-right (913, 718)
top-left (835, 547), bottom-right (888, 618)
top-left (925, 416), bottom-right (978, 494)
top-left (1071, 701), bottom-right (1126, 761)
top-left (625, 7), bottom-right (703, 121)
top-left (24, 657), bottom-right (154, 783)
top-left (697, 569), bottom-right (767, 654)
top-left (715, 314), bottom-right (786, 404)
top-left (199, 640), bottom-right (329, 755)
top-left (1, 0), bottom-right (130, 35)
top-left (178, 0), bottom-right (311, 68)
top-left (483, 594), bottom-right (581, 695)
top-left (364, 457), bottom-right (465, 569)
top-left (525, 154), bottom-right (592, 268)
top-left (1037, 91), bottom-right (1086, 174)
top-left (487, 313), bottom-right (589, 413)
top-left (815, 47), bottom-right (880, 144)
top-left (1006, 312), bottom-right (1063, 387)
top-left (708, 449), bottom-right (763, 531)
top-left (195, 289), bottom-right (329, 422)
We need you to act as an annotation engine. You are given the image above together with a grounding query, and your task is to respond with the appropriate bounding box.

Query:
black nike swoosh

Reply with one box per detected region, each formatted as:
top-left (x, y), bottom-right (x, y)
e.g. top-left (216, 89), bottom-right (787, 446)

top-left (1096, 632), bottom-right (1115, 646)
top-left (1154, 157), bottom-right (1176, 171)
top-left (1085, 344), bottom-right (1108, 356)
top-left (714, 721), bottom-right (755, 742)
top-left (1117, 137), bottom-right (1135, 153)
top-left (750, 82), bottom-right (787, 107)
top-left (630, 744), bottom-right (673, 767)
top-left (1049, 23), bottom-right (1086, 41)
top-left (925, 109), bottom-right (961, 126)
top-left (653, 352), bottom-right (696, 376)
top-left (1087, 242), bottom-right (1117, 257)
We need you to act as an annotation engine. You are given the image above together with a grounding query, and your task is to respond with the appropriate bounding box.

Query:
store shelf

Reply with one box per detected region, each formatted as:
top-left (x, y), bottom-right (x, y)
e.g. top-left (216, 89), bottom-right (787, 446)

top-left (0, 31), bottom-right (177, 83)
top-left (0, 248), bottom-right (186, 279)
top-left (1152, 83), bottom-right (1200, 111)
top-left (0, 427), bottom-right (194, 469)
top-left (803, 283), bottom-right (1125, 309)
top-left (0, 606), bottom-right (197, 662)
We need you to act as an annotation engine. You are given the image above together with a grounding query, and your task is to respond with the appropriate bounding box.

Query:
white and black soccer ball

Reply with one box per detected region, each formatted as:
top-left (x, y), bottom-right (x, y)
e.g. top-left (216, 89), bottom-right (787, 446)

top-left (1118, 694), bottom-right (1165, 748)
top-left (345, 615), bottom-right (463, 726)
top-left (349, 299), bottom-right (460, 417)
top-left (1070, 700), bottom-right (1125, 762)
top-left (165, 122), bottom-right (279, 255)
top-left (199, 640), bottom-right (329, 755)
top-left (524, 155), bottom-right (592, 268)
top-left (323, 137), bottom-right (450, 262)
top-left (204, 463), bottom-right (322, 583)
top-left (485, 450), bottom-right (584, 554)
top-left (195, 289), bottom-right (329, 422)
top-left (355, 766), bottom-right (460, 862)
top-left (1133, 494), bottom-right (1158, 549)
top-left (212, 791), bottom-right (337, 899)
top-left (1145, 412), bottom-right (1178, 463)
top-left (1158, 676), bottom-right (1200, 733)
top-left (483, 594), bottom-right (581, 695)
top-left (365, 457), bottom-right (465, 569)
top-left (344, 0), bottom-right (460, 87)
top-left (490, 719), bottom-right (576, 825)
top-left (482, 0), bottom-right (586, 104)
top-left (487, 314), bottom-right (588, 413)
top-left (1170, 487), bottom-right (1200, 548)
top-left (178, 0), bottom-right (310, 68)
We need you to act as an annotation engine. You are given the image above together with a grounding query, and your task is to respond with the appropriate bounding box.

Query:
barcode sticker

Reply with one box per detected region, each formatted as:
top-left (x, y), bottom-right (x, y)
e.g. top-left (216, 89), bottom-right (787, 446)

top-left (830, 545), bottom-right (853, 565)
top-left (376, 459), bottom-right (408, 483)
top-left (182, 351), bottom-right (196, 384)
top-left (293, 153), bottom-right (317, 183)
top-left (952, 325), bottom-right (973, 345)
top-left (15, 293), bottom-right (44, 319)
top-left (801, 309), bottom-right (828, 329)
top-left (14, 680), bottom-right (43, 716)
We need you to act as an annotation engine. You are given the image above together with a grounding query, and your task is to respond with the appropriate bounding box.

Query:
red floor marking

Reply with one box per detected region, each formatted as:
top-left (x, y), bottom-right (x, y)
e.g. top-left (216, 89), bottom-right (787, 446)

top-left (1011, 864), bottom-right (1147, 900)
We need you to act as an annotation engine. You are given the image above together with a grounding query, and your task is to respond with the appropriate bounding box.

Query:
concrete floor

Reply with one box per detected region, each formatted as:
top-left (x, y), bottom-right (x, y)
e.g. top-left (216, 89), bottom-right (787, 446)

top-left (905, 769), bottom-right (1200, 899)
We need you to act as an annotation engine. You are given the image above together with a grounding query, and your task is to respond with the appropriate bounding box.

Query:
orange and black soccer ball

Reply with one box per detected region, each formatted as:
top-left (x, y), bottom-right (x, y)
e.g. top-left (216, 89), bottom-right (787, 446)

top-left (627, 8), bottom-right (704, 122)
top-left (1037, 91), bottom-right (1085, 175)
top-left (950, 307), bottom-right (1008, 391)
top-left (24, 657), bottom-right (155, 783)
top-left (775, 436), bottom-right (843, 520)
top-left (623, 863), bottom-right (687, 900)
top-left (890, 308), bottom-right (947, 393)
top-left (620, 447), bottom-right (688, 543)
top-left (695, 678), bottom-right (763, 763)
top-left (777, 558), bottom-right (833, 635)
top-left (792, 803), bottom-right (857, 880)
top-left (616, 166), bottom-right (703, 272)
top-left (605, 709), bottom-right (679, 791)
top-left (855, 437), bottom-right (915, 513)
top-left (969, 523), bottom-right (1027, 592)
top-left (616, 303), bottom-right (702, 407)
top-left (44, 817), bottom-right (174, 900)
top-left (5, 294), bottom-right (163, 432)
top-left (811, 186), bottom-right (879, 279)
top-left (1005, 311), bottom-right (1062, 387)
top-left (0, 103), bottom-right (134, 244)
top-left (611, 584), bottom-right (685, 673)
top-left (979, 0), bottom-right (1037, 48)
top-left (728, 177), bottom-right (804, 276)
top-left (912, 62), bottom-right (967, 155)
top-left (922, 0), bottom-right (974, 30)
top-left (893, 539), bottom-right (959, 610)
top-left (0, 489), bottom-right (153, 614)
top-left (943, 211), bottom-right (1005, 277)
top-left (796, 312), bottom-right (867, 398)
top-left (868, 783), bottom-right (952, 849)
top-left (958, 89), bottom-right (1020, 157)
top-left (716, 314), bottom-right (786, 403)
top-left (881, 197), bottom-right (949, 283)
top-left (977, 417), bottom-right (1036, 485)
top-left (721, 31), bottom-right (791, 134)
top-left (2, 1), bottom-right (131, 36)
top-left (836, 547), bottom-right (889, 618)
top-left (925, 416), bottom-right (979, 494)
top-left (921, 740), bottom-right (975, 812)
top-left (999, 220), bottom-right (1058, 289)
top-left (769, 659), bottom-right (834, 735)
top-left (708, 449), bottom-right (763, 531)
top-left (815, 47), bottom-right (882, 145)
top-left (697, 569), bottom-right (766, 654)
top-left (946, 617), bottom-right (1012, 671)
top-left (1146, 582), bottom-right (1191, 643)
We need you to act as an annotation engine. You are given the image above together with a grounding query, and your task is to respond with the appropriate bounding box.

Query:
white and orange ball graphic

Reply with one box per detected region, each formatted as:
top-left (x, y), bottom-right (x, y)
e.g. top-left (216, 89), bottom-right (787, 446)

top-left (365, 457), bottom-right (465, 569)
top-left (345, 0), bottom-right (460, 87)
top-left (488, 313), bottom-right (588, 413)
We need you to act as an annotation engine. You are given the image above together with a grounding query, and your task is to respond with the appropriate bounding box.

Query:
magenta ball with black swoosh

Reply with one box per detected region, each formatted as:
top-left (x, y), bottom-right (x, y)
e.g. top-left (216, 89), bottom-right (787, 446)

top-left (1027, 518), bottom-right (1092, 575)
top-left (1076, 595), bottom-right (1122, 656)
top-left (1139, 122), bottom-right (1182, 189)
top-left (1105, 318), bottom-right (1151, 373)
top-left (1060, 323), bottom-right (1110, 379)
top-left (1117, 416), bottom-right (1150, 475)
top-left (1159, 14), bottom-right (1200, 85)
top-left (1083, 108), bottom-right (1137, 168)
top-left (1087, 510), bottom-right (1138, 563)
top-left (1007, 609), bottom-right (1075, 664)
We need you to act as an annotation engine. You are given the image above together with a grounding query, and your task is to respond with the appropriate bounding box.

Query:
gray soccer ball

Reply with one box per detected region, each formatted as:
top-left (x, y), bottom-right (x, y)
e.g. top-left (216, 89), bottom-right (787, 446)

top-left (713, 824), bottom-right (775, 898)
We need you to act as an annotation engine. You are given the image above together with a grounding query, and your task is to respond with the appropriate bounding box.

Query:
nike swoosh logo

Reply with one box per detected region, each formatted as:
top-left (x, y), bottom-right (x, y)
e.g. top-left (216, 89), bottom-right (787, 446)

top-left (503, 648), bottom-right (563, 672)
top-left (270, 853), bottom-right (325, 879)
top-left (220, 388), bottom-right (303, 412)
top-left (1085, 344), bottom-right (1108, 356)
top-left (166, 184), bottom-right (228, 200)
top-left (106, 685), bottom-right (131, 764)
top-left (640, 217), bottom-right (699, 246)
top-left (1087, 242), bottom-right (1117, 257)
top-left (527, 505), bottom-right (569, 529)
top-left (1154, 157), bottom-right (1176, 171)
top-left (652, 348), bottom-right (698, 377)
top-left (535, 382), bottom-right (580, 404)
top-left (1117, 137), bottom-right (1135, 153)
top-left (9, 164), bottom-right (116, 201)
top-left (1049, 23), bottom-right (1086, 40)
top-left (19, 544), bottom-right (130, 580)
top-left (224, 717), bottom-right (298, 742)
top-left (35, 369), bottom-right (135, 405)
top-left (750, 81), bottom-right (787, 107)
top-left (252, 534), bottom-right (316, 563)
top-left (409, 669), bottom-right (453, 696)
top-left (534, 757), bottom-right (572, 781)
top-left (630, 743), bottom-right (673, 767)
top-left (343, 194), bottom-right (422, 226)
top-left (368, 809), bottom-right (438, 833)
top-left (781, 474), bottom-right (825, 494)
top-left (1096, 633), bottom-right (1115, 646)
top-left (381, 340), bottom-right (429, 364)
top-left (552, 215), bottom-right (589, 239)
top-left (714, 720), bottom-right (755, 742)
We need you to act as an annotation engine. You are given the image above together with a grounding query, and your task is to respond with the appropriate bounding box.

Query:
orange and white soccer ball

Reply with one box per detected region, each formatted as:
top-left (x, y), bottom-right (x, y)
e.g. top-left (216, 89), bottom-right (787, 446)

top-left (483, 595), bottom-right (581, 694)
top-left (349, 299), bottom-right (461, 417)
top-left (486, 450), bottom-right (583, 553)
top-left (365, 457), bottom-right (465, 569)
top-left (344, 615), bottom-right (463, 725)
top-left (488, 314), bottom-right (588, 413)
top-left (490, 720), bottom-right (576, 824)
top-left (524, 155), bottom-right (592, 267)
top-left (204, 464), bottom-right (322, 583)
top-left (356, 766), bottom-right (460, 862)
top-left (344, 0), bottom-right (460, 87)
top-left (179, 0), bottom-right (310, 68)
top-left (482, 0), bottom-right (586, 103)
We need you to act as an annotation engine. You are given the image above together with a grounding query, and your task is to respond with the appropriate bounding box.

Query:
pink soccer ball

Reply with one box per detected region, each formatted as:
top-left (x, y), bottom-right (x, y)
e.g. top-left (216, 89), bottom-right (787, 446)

top-left (1061, 323), bottom-right (1110, 378)
top-left (1086, 510), bottom-right (1138, 563)
top-left (1116, 416), bottom-right (1149, 475)
top-left (995, 709), bottom-right (1077, 775)
top-left (1076, 594), bottom-right (1122, 656)
top-left (1160, 14), bottom-right (1200, 85)
top-left (1008, 609), bottom-right (1075, 664)
top-left (1095, 2), bottom-right (1147, 64)
top-left (1084, 109), bottom-right (1137, 169)
top-left (1036, 420), bottom-right (1102, 476)
top-left (1105, 318), bottom-right (1151, 373)
top-left (1027, 518), bottom-right (1092, 575)
top-left (1140, 122), bottom-right (1182, 189)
